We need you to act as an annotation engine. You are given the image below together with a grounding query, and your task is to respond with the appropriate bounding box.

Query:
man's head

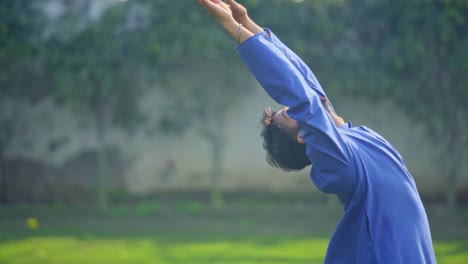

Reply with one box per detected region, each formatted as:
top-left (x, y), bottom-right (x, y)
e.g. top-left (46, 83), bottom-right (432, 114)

top-left (260, 98), bottom-right (345, 172)
top-left (261, 107), bottom-right (310, 171)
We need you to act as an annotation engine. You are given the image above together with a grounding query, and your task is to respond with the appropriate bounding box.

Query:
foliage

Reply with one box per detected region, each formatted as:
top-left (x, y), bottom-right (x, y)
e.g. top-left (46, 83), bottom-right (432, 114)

top-left (0, 0), bottom-right (49, 203)
top-left (45, 16), bottom-right (145, 133)
top-left (0, 0), bottom-right (49, 100)
top-left (42, 0), bottom-right (157, 209)
top-left (339, 0), bottom-right (468, 208)
top-left (248, 0), bottom-right (468, 208)
top-left (0, 0), bottom-right (466, 208)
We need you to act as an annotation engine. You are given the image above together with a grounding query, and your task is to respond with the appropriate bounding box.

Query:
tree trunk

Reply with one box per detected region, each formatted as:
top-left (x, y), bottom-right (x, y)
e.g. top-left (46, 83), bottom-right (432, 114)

top-left (444, 114), bottom-right (460, 211)
top-left (94, 106), bottom-right (109, 210)
top-left (446, 175), bottom-right (456, 211)
top-left (445, 144), bottom-right (459, 211)
top-left (207, 94), bottom-right (226, 210)
top-left (442, 144), bottom-right (458, 211)
top-left (210, 124), bottom-right (224, 210)
top-left (0, 145), bottom-right (7, 204)
top-left (435, 50), bottom-right (460, 211)
top-left (444, 139), bottom-right (461, 211)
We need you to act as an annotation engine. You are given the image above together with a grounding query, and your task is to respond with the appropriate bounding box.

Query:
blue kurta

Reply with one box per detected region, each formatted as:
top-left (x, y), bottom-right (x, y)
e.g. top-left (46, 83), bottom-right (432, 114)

top-left (237, 31), bottom-right (436, 263)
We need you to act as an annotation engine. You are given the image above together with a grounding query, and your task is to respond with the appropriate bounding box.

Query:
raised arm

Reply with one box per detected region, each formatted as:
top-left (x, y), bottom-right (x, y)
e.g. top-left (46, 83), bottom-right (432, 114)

top-left (227, 0), bottom-right (337, 112)
top-left (226, 0), bottom-right (264, 34)
top-left (237, 33), bottom-right (351, 166)
top-left (196, 0), bottom-right (254, 43)
top-left (197, 0), bottom-right (353, 194)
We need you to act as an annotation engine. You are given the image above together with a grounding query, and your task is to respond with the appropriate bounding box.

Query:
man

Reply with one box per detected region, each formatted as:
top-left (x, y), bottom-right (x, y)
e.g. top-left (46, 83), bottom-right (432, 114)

top-left (196, 0), bottom-right (436, 263)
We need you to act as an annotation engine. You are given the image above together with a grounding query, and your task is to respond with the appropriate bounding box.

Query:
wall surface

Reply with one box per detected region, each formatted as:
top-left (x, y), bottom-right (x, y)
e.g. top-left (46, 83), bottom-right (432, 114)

top-left (6, 84), bottom-right (467, 195)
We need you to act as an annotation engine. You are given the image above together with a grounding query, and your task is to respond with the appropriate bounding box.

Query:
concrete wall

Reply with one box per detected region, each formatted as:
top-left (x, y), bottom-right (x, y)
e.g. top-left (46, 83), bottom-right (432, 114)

top-left (5, 84), bottom-right (467, 194)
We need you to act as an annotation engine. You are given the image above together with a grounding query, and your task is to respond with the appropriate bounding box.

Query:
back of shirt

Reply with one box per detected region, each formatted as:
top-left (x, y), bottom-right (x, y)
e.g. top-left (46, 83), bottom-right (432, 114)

top-left (321, 124), bottom-right (436, 263)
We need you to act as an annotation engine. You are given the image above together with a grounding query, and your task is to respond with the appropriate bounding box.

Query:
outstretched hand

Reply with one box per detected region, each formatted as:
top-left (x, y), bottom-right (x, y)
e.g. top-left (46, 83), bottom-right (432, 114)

top-left (227, 0), bottom-right (264, 35)
top-left (226, 0), bottom-right (248, 24)
top-left (196, 0), bottom-right (254, 44)
top-left (196, 0), bottom-right (235, 25)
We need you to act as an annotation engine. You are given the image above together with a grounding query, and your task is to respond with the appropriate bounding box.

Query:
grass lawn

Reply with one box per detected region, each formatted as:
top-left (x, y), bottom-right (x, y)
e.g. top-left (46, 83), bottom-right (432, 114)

top-left (1, 236), bottom-right (468, 264)
top-left (1, 201), bottom-right (467, 263)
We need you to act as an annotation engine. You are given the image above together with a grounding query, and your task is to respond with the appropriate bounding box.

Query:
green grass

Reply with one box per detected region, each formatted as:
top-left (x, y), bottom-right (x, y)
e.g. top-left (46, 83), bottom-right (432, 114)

top-left (1, 202), bottom-right (467, 263)
top-left (0, 236), bottom-right (467, 263)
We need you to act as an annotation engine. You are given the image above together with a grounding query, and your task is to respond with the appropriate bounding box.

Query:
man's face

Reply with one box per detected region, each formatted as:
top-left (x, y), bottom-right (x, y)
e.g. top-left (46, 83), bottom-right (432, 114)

top-left (272, 107), bottom-right (299, 132)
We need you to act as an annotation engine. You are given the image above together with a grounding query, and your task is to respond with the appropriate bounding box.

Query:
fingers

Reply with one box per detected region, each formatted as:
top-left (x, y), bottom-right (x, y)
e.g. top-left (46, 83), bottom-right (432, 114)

top-left (203, 0), bottom-right (227, 10)
top-left (201, 0), bottom-right (222, 14)
top-left (198, 0), bottom-right (235, 25)
top-left (321, 96), bottom-right (337, 118)
top-left (226, 0), bottom-right (245, 14)
top-left (198, 0), bottom-right (216, 9)
top-left (226, 0), bottom-right (240, 8)
top-left (320, 96), bottom-right (330, 108)
top-left (263, 107), bottom-right (274, 126)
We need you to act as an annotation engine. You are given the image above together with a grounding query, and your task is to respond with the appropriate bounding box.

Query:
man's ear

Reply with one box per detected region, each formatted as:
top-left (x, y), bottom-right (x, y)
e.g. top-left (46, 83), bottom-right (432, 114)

top-left (296, 131), bottom-right (305, 144)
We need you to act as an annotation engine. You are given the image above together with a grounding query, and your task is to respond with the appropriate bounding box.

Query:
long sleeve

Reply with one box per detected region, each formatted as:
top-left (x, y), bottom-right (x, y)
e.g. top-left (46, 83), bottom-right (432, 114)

top-left (237, 33), bottom-right (354, 194)
top-left (264, 29), bottom-right (338, 114)
top-left (264, 29), bottom-right (326, 95)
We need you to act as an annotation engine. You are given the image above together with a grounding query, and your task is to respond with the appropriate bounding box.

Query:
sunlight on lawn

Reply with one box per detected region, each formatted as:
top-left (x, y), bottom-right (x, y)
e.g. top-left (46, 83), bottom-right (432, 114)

top-left (0, 237), bottom-right (467, 264)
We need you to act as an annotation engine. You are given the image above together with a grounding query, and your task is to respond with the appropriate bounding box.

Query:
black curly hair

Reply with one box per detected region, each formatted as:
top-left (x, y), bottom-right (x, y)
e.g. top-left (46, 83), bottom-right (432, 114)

top-left (261, 111), bottom-right (311, 171)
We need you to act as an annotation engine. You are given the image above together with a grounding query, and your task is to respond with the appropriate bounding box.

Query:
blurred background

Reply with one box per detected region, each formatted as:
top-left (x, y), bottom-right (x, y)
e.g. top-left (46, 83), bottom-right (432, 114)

top-left (0, 0), bottom-right (467, 263)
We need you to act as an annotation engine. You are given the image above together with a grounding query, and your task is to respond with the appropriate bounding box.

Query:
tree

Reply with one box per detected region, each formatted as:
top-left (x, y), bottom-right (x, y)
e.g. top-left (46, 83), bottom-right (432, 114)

top-left (248, 0), bottom-right (468, 209)
top-left (45, 2), bottom-right (149, 209)
top-left (164, 59), bottom-right (250, 209)
top-left (0, 0), bottom-right (49, 203)
top-left (345, 0), bottom-right (468, 209)
top-left (151, 1), bottom-right (254, 208)
top-left (35, 0), bottom-right (250, 209)
top-left (43, 0), bottom-right (246, 209)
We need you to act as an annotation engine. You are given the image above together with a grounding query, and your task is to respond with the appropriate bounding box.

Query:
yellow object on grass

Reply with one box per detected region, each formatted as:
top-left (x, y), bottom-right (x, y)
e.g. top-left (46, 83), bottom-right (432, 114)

top-left (26, 217), bottom-right (39, 230)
